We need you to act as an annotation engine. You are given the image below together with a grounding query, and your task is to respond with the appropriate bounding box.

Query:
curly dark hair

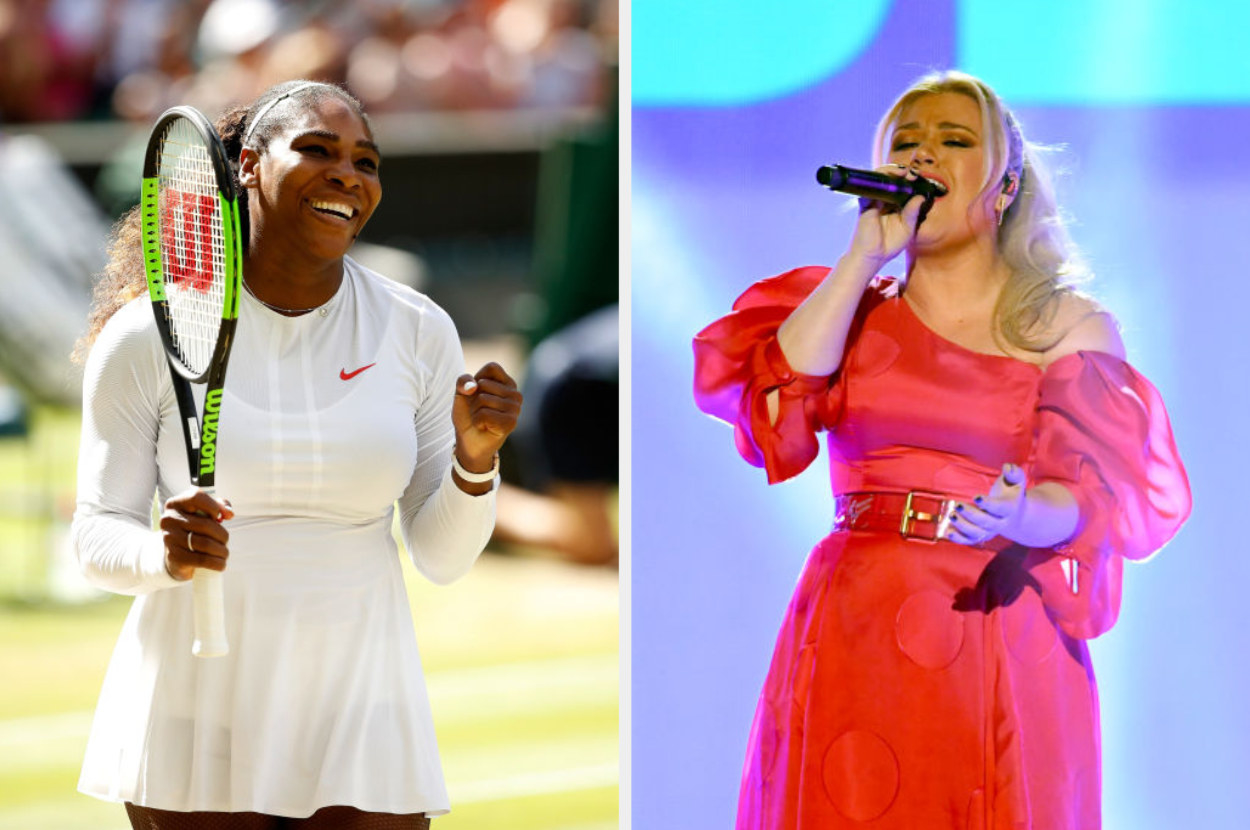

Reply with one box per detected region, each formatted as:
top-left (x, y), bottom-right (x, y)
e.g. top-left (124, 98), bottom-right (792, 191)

top-left (72, 80), bottom-right (370, 364)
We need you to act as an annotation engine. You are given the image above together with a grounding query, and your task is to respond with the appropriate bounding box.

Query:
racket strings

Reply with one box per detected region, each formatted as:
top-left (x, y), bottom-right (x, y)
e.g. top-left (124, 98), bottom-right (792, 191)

top-left (158, 118), bottom-right (228, 377)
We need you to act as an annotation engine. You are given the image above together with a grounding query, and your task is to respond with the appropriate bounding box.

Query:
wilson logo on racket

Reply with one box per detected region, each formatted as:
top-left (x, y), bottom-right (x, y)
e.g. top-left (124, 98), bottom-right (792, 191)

top-left (163, 190), bottom-right (218, 293)
top-left (199, 388), bottom-right (223, 477)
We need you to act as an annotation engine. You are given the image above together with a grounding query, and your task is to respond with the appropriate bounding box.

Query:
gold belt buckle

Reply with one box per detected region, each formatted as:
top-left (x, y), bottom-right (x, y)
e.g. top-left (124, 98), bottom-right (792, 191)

top-left (899, 491), bottom-right (954, 543)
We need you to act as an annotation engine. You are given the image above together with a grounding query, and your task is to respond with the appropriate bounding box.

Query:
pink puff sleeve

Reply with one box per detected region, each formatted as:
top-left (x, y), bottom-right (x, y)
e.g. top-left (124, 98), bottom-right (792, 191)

top-left (693, 266), bottom-right (851, 484)
top-left (1029, 351), bottom-right (1192, 639)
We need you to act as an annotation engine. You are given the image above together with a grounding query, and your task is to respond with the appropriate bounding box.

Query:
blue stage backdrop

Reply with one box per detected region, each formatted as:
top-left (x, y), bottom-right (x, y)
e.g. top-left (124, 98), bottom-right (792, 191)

top-left (632, 1), bottom-right (1250, 827)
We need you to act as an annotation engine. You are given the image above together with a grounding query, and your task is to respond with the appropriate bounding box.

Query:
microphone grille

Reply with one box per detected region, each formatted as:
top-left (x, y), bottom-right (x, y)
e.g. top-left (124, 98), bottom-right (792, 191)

top-left (816, 165), bottom-right (842, 187)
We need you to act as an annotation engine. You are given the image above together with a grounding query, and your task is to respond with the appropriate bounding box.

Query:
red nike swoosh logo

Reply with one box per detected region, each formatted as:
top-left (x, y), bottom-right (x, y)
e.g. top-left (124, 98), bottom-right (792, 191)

top-left (339, 363), bottom-right (376, 381)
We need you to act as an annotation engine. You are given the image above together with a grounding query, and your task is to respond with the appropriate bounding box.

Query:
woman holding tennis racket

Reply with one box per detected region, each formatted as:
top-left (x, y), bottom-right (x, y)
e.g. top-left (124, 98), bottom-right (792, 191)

top-left (72, 80), bottom-right (520, 829)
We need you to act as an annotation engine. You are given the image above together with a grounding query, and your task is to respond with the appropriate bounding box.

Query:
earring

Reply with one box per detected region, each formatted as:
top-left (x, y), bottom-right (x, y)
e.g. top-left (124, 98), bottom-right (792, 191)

top-left (995, 195), bottom-right (1007, 227)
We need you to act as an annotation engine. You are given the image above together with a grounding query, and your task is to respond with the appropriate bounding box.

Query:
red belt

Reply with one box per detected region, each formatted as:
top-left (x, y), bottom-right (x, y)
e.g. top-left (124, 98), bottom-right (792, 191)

top-left (832, 490), bottom-right (960, 544)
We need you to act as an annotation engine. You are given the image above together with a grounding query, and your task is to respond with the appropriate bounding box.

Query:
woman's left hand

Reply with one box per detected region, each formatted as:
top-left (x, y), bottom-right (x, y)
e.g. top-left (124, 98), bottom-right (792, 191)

top-left (452, 362), bottom-right (523, 478)
top-left (946, 463), bottom-right (1026, 546)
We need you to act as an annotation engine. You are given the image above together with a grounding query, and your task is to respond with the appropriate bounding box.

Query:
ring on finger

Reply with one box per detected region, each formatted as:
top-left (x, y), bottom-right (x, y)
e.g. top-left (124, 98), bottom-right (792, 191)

top-left (187, 530), bottom-right (196, 553)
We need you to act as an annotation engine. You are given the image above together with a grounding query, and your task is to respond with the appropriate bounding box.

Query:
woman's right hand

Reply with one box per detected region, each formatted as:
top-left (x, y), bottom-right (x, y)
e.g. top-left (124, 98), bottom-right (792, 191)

top-left (159, 489), bottom-right (234, 581)
top-left (847, 164), bottom-right (928, 267)
top-left (776, 165), bottom-right (928, 378)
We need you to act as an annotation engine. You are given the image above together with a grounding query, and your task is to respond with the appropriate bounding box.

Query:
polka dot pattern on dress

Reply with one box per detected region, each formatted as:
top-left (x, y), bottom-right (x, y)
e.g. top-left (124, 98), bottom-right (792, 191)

top-left (896, 590), bottom-right (965, 669)
top-left (821, 729), bottom-right (900, 821)
top-left (1003, 592), bottom-right (1059, 665)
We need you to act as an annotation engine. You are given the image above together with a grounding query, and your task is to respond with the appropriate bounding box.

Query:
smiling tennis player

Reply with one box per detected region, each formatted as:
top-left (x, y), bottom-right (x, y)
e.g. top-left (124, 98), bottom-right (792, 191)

top-left (72, 79), bottom-right (522, 830)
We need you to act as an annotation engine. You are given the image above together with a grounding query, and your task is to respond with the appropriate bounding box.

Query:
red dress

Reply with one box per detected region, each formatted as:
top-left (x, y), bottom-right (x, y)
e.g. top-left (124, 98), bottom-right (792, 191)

top-left (692, 267), bottom-right (1191, 830)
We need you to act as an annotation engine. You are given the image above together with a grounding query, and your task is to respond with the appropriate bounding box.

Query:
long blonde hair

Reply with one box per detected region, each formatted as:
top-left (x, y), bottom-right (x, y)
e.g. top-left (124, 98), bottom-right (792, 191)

top-left (873, 71), bottom-right (1089, 352)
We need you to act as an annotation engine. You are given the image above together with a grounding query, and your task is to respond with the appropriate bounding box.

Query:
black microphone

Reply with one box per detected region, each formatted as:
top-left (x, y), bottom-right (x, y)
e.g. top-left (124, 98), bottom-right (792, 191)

top-left (816, 164), bottom-right (947, 205)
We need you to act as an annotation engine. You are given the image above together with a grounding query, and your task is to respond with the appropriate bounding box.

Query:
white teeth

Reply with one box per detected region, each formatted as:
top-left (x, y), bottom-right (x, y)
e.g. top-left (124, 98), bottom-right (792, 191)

top-left (310, 200), bottom-right (355, 219)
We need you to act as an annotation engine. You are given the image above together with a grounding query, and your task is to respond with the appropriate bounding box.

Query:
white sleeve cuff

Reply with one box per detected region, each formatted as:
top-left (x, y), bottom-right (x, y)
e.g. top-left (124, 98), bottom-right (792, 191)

top-left (401, 463), bottom-right (497, 585)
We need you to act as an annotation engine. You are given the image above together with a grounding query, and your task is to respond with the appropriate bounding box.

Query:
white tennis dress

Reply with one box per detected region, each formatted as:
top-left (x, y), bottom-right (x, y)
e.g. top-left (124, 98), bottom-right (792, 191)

top-left (73, 257), bottom-right (495, 817)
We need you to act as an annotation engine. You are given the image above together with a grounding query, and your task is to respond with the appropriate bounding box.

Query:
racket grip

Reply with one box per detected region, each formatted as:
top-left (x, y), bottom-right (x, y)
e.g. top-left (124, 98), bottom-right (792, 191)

top-left (192, 569), bottom-right (229, 658)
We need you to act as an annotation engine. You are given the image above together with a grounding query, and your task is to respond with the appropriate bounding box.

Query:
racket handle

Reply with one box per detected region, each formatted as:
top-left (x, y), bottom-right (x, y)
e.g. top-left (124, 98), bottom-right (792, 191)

top-left (192, 569), bottom-right (229, 657)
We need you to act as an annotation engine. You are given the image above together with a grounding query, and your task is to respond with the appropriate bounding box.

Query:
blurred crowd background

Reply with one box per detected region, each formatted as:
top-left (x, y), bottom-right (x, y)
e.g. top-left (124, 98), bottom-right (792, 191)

top-left (0, 0), bottom-right (616, 123)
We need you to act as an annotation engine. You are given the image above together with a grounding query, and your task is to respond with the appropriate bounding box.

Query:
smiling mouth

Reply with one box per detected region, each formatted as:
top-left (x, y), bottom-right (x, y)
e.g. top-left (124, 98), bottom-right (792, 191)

top-left (310, 199), bottom-right (358, 220)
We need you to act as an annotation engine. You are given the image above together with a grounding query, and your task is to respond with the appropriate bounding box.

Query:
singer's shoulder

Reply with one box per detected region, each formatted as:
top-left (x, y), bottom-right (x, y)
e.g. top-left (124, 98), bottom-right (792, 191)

top-left (1039, 292), bottom-right (1125, 366)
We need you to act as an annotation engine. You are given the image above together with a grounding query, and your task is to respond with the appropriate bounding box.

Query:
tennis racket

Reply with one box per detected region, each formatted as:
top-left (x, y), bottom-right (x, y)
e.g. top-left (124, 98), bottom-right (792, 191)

top-left (140, 106), bottom-right (242, 658)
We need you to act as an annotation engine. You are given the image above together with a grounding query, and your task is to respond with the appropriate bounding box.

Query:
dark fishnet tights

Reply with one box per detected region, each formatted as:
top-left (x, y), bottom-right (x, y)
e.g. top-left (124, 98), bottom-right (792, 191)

top-left (125, 803), bottom-right (431, 830)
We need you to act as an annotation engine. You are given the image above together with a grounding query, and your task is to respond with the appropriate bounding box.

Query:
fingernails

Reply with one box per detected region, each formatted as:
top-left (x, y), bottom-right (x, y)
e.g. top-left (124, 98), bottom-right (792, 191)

top-left (463, 380), bottom-right (478, 393)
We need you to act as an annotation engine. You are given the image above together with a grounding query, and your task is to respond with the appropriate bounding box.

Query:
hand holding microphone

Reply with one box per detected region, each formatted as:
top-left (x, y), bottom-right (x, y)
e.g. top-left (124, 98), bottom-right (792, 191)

top-left (819, 163), bottom-right (944, 265)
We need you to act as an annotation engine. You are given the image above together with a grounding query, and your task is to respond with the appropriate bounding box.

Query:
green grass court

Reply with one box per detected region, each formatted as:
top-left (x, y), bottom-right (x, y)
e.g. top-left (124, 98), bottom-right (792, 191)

top-left (0, 408), bottom-right (619, 829)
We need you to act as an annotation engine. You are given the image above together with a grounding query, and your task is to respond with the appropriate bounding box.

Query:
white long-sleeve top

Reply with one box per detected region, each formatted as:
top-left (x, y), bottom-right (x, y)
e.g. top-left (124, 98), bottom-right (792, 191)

top-left (73, 257), bottom-right (495, 817)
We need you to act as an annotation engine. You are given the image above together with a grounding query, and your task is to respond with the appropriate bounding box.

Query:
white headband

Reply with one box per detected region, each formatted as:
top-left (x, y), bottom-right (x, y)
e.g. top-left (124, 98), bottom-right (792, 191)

top-left (243, 81), bottom-right (322, 149)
